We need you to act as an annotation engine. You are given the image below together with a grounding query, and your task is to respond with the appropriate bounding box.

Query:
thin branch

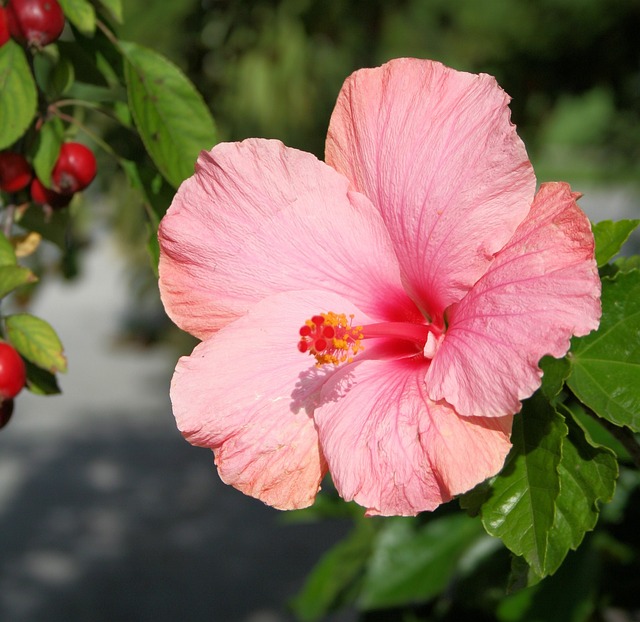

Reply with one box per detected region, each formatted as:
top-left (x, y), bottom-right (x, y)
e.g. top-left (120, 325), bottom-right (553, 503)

top-left (95, 18), bottom-right (119, 47)
top-left (50, 110), bottom-right (119, 159)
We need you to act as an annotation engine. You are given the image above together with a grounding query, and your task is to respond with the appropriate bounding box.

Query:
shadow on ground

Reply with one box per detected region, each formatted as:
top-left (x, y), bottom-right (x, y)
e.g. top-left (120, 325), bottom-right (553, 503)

top-left (0, 408), bottom-right (353, 622)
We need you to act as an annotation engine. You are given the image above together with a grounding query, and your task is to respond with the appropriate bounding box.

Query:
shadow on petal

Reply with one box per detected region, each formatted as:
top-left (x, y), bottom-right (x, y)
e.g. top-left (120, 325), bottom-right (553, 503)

top-left (290, 364), bottom-right (358, 416)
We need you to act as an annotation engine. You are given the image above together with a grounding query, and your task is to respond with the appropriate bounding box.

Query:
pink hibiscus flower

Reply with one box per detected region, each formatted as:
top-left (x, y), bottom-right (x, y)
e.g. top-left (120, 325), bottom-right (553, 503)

top-left (158, 59), bottom-right (601, 516)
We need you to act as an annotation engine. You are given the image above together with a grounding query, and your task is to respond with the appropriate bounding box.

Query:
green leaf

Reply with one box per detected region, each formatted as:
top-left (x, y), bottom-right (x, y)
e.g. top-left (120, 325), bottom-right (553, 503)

top-left (58, 0), bottom-right (96, 35)
top-left (24, 359), bottom-right (61, 395)
top-left (461, 394), bottom-right (566, 577)
top-left (567, 400), bottom-right (630, 462)
top-left (499, 539), bottom-right (599, 622)
top-left (613, 254), bottom-right (640, 273)
top-left (147, 223), bottom-right (160, 276)
top-left (0, 265), bottom-right (37, 299)
top-left (359, 514), bottom-right (484, 610)
top-left (544, 405), bottom-right (617, 574)
top-left (507, 554), bottom-right (544, 592)
top-left (0, 232), bottom-right (17, 267)
top-left (48, 56), bottom-right (76, 97)
top-left (600, 254), bottom-right (640, 279)
top-left (121, 41), bottom-right (217, 188)
top-left (32, 117), bottom-right (65, 188)
top-left (592, 219), bottom-right (640, 267)
top-left (539, 355), bottom-right (571, 401)
top-left (567, 270), bottom-right (640, 431)
top-left (96, 0), bottom-right (123, 23)
top-left (5, 313), bottom-right (67, 373)
top-left (291, 521), bottom-right (376, 622)
top-left (505, 404), bottom-right (619, 588)
top-left (65, 81), bottom-right (127, 103)
top-left (0, 41), bottom-right (37, 149)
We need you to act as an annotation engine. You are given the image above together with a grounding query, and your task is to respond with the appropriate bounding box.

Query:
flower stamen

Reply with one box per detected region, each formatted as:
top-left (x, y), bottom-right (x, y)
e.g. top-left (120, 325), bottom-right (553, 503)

top-left (297, 312), bottom-right (442, 367)
top-left (297, 313), bottom-right (364, 366)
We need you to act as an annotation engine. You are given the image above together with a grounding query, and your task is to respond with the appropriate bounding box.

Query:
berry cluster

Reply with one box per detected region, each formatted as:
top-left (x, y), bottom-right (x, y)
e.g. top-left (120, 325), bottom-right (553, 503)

top-left (0, 0), bottom-right (95, 429)
top-left (1, 0), bottom-right (97, 212)
top-left (0, 142), bottom-right (97, 210)
top-left (0, 0), bottom-right (65, 48)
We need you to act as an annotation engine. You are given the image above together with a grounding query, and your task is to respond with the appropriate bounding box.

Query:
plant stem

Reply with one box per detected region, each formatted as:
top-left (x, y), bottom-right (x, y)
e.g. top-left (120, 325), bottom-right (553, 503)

top-left (95, 18), bottom-right (119, 48)
top-left (51, 110), bottom-right (119, 159)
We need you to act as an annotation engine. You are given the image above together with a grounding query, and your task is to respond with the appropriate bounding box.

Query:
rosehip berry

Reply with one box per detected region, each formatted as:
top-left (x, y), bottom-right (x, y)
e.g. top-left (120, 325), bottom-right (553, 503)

top-left (0, 151), bottom-right (33, 193)
top-left (0, 399), bottom-right (14, 429)
top-left (51, 142), bottom-right (97, 194)
top-left (0, 342), bottom-right (26, 401)
top-left (5, 0), bottom-right (65, 47)
top-left (0, 7), bottom-right (10, 47)
top-left (30, 177), bottom-right (72, 209)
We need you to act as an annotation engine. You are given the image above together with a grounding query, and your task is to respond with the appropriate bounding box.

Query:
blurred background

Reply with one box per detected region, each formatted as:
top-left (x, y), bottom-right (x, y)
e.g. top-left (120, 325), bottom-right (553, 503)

top-left (1, 0), bottom-right (639, 620)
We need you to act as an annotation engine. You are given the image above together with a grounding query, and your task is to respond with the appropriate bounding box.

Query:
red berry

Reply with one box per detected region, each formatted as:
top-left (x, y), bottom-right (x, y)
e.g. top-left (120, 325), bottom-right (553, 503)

top-left (0, 399), bottom-right (14, 429)
top-left (30, 177), bottom-right (72, 209)
top-left (0, 7), bottom-right (10, 47)
top-left (51, 142), bottom-right (97, 194)
top-left (0, 342), bottom-right (26, 401)
top-left (0, 151), bottom-right (33, 193)
top-left (6, 0), bottom-right (65, 47)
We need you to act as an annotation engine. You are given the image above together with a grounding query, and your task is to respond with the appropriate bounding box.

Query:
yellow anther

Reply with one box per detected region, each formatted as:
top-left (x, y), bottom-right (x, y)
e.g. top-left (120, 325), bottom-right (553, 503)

top-left (297, 311), bottom-right (364, 367)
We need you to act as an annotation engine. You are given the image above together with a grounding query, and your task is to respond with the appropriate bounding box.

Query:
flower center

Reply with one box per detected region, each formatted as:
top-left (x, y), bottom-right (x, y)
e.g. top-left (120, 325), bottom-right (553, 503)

top-left (297, 313), bottom-right (364, 366)
top-left (297, 312), bottom-right (441, 367)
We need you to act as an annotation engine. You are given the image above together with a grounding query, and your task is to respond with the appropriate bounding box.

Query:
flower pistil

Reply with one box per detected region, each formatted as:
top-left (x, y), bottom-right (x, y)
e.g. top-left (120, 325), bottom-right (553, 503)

top-left (298, 312), bottom-right (442, 367)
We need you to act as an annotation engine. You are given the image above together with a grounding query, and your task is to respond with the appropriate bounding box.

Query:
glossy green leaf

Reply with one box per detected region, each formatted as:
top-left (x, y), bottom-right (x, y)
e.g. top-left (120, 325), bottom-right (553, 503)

top-left (0, 265), bottom-right (37, 299)
top-left (461, 394), bottom-right (566, 577)
top-left (24, 360), bottom-right (61, 395)
top-left (32, 117), bottom-right (65, 188)
top-left (291, 521), bottom-right (375, 622)
top-left (359, 514), bottom-right (484, 610)
top-left (121, 41), bottom-right (217, 188)
top-left (5, 313), bottom-right (67, 373)
top-left (539, 355), bottom-right (571, 401)
top-left (592, 219), bottom-right (640, 267)
top-left (58, 0), bottom-right (96, 35)
top-left (503, 403), bottom-right (618, 588)
top-left (544, 406), bottom-right (617, 574)
top-left (0, 41), bottom-right (37, 149)
top-left (0, 232), bottom-right (16, 267)
top-left (567, 270), bottom-right (640, 431)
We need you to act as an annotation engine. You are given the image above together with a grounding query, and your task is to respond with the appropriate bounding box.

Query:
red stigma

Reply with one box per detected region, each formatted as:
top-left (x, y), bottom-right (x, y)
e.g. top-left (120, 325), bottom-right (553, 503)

top-left (297, 312), bottom-right (364, 366)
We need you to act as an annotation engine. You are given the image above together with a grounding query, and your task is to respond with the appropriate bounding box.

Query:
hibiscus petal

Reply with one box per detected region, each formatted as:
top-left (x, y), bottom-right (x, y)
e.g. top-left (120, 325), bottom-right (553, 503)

top-left (159, 138), bottom-right (419, 339)
top-left (427, 182), bottom-right (601, 418)
top-left (314, 358), bottom-right (512, 516)
top-left (170, 289), bottom-right (376, 510)
top-left (326, 58), bottom-right (536, 320)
